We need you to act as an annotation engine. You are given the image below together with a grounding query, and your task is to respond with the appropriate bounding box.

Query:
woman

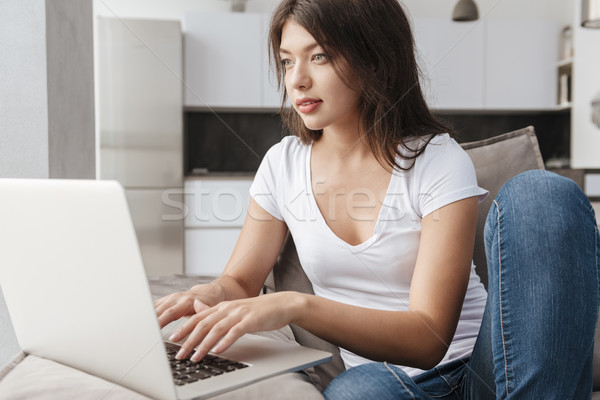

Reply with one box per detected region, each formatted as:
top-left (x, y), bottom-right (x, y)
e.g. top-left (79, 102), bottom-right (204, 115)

top-left (155, 0), bottom-right (599, 398)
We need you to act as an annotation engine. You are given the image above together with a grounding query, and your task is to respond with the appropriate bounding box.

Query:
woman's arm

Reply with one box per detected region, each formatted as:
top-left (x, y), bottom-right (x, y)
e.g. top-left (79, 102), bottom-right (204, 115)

top-left (172, 196), bottom-right (479, 369)
top-left (154, 197), bottom-right (288, 328)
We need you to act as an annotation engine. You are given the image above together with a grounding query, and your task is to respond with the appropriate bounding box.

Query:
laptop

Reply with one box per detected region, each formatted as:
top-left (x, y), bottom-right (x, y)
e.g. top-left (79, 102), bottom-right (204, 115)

top-left (0, 178), bottom-right (331, 400)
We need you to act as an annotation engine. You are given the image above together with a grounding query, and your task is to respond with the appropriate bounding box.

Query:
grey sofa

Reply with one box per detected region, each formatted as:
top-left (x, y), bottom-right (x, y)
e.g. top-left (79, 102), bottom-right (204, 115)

top-left (272, 126), bottom-right (600, 396)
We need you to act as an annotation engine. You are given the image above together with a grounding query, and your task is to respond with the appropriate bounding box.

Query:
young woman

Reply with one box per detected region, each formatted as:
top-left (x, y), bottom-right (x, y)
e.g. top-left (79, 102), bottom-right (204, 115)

top-left (155, 0), bottom-right (599, 398)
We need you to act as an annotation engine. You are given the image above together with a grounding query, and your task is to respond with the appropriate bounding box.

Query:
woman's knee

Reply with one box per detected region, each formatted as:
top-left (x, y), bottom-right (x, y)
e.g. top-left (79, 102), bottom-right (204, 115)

top-left (484, 170), bottom-right (594, 240)
top-left (323, 363), bottom-right (421, 400)
top-left (498, 170), bottom-right (584, 210)
top-left (483, 169), bottom-right (599, 309)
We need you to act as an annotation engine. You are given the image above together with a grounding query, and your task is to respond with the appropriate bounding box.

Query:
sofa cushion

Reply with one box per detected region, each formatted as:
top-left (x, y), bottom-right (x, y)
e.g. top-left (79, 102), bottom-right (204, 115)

top-left (460, 126), bottom-right (544, 288)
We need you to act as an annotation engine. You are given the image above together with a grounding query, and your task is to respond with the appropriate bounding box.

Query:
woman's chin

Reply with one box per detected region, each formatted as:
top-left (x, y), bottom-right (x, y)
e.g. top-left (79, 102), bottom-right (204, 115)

top-left (300, 119), bottom-right (323, 131)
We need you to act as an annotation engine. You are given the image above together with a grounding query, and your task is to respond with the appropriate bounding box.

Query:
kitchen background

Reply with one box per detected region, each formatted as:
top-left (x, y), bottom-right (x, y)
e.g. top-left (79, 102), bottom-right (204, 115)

top-left (94, 0), bottom-right (600, 279)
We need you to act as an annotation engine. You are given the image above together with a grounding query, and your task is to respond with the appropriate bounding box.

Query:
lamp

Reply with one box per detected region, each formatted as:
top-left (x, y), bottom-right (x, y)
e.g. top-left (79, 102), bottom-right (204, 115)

top-left (452, 0), bottom-right (479, 22)
top-left (230, 0), bottom-right (247, 12)
top-left (582, 0), bottom-right (600, 28)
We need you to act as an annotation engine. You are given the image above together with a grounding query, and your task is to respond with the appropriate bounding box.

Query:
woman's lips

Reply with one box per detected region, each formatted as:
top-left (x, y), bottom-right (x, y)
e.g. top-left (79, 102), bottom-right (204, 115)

top-left (297, 99), bottom-right (323, 114)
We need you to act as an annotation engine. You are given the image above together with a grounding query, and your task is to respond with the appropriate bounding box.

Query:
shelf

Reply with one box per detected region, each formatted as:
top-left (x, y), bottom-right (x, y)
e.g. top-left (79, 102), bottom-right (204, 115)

top-left (555, 102), bottom-right (572, 111)
top-left (557, 57), bottom-right (573, 68)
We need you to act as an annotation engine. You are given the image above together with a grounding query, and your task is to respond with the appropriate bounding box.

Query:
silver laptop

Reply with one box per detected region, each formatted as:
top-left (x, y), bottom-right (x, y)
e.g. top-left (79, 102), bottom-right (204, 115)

top-left (0, 178), bottom-right (331, 400)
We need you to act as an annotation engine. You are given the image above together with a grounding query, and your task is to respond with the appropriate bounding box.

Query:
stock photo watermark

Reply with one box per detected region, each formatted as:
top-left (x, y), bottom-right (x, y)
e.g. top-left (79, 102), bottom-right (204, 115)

top-left (160, 186), bottom-right (441, 223)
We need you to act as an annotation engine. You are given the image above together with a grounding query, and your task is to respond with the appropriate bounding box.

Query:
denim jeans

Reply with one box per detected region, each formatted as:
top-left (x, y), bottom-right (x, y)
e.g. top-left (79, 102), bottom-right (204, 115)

top-left (323, 170), bottom-right (600, 400)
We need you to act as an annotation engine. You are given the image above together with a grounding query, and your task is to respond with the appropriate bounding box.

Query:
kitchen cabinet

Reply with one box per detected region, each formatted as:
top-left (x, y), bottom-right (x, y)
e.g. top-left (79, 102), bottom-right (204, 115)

top-left (184, 178), bottom-right (252, 276)
top-left (485, 19), bottom-right (558, 110)
top-left (414, 18), bottom-right (558, 111)
top-left (97, 18), bottom-right (184, 277)
top-left (183, 12), bottom-right (279, 109)
top-left (125, 189), bottom-right (184, 277)
top-left (184, 14), bottom-right (559, 111)
top-left (413, 19), bottom-right (485, 110)
top-left (261, 14), bottom-right (282, 108)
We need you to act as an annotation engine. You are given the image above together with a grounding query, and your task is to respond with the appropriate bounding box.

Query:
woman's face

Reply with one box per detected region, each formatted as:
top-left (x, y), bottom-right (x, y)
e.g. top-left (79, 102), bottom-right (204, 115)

top-left (279, 20), bottom-right (361, 134)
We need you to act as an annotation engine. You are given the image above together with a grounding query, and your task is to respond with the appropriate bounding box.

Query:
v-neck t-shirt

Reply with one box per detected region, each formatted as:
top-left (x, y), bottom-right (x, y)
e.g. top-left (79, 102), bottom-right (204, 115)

top-left (249, 134), bottom-right (489, 377)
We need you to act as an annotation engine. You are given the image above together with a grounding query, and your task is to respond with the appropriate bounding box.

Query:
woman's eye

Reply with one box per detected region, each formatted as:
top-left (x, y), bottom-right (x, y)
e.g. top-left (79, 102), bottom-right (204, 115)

top-left (281, 59), bottom-right (293, 68)
top-left (312, 54), bottom-right (327, 63)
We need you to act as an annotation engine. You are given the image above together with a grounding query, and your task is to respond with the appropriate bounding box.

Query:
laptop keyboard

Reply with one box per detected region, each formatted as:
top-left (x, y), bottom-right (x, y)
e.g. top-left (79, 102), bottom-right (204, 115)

top-left (165, 342), bottom-right (250, 386)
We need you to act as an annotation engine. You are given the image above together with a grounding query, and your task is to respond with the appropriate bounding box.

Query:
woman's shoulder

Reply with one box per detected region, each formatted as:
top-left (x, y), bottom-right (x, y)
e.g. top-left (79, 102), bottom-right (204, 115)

top-left (422, 133), bottom-right (465, 157)
top-left (418, 133), bottom-right (472, 169)
top-left (396, 133), bottom-right (461, 170)
top-left (263, 135), bottom-right (308, 163)
top-left (279, 134), bottom-right (307, 151)
top-left (257, 135), bottom-right (309, 177)
top-left (410, 132), bottom-right (455, 150)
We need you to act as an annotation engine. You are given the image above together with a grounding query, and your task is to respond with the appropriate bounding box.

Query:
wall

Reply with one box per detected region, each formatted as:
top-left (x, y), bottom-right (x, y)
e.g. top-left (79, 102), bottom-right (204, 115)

top-left (0, 0), bottom-right (96, 179)
top-left (0, 1), bottom-right (50, 178)
top-left (46, 0), bottom-right (96, 178)
top-left (403, 0), bottom-right (573, 28)
top-left (94, 0), bottom-right (280, 19)
top-left (0, 0), bottom-right (96, 369)
top-left (93, 0), bottom-right (574, 27)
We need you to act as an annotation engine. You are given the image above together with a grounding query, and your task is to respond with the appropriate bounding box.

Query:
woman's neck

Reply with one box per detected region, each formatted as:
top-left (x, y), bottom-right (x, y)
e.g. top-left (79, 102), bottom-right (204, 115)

top-left (316, 124), bottom-right (372, 162)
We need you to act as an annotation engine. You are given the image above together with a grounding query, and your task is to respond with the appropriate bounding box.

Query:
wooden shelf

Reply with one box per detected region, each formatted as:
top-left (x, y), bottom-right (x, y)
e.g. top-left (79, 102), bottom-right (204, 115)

top-left (557, 57), bottom-right (573, 68)
top-left (556, 102), bottom-right (572, 111)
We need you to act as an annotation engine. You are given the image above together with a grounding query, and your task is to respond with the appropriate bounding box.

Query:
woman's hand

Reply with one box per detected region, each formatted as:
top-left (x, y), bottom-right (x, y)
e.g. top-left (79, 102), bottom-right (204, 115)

top-left (154, 282), bottom-right (225, 329)
top-left (170, 291), bottom-right (303, 361)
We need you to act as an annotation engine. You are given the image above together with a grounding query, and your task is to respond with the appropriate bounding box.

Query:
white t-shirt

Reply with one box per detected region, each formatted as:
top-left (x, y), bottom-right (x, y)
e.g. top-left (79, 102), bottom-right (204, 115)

top-left (249, 134), bottom-right (489, 377)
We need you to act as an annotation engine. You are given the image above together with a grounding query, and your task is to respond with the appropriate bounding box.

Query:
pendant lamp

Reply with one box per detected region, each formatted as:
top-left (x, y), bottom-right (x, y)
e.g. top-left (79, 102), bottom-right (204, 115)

top-left (452, 0), bottom-right (479, 22)
top-left (582, 0), bottom-right (600, 28)
top-left (230, 0), bottom-right (246, 12)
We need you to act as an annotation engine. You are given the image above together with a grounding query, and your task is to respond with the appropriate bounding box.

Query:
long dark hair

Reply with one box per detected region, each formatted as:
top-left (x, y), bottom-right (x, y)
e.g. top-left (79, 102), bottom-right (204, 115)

top-left (268, 0), bottom-right (453, 171)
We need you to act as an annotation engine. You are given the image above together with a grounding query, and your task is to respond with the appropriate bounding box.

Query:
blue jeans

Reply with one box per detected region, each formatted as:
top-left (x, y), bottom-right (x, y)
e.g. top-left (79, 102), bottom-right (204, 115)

top-left (324, 171), bottom-right (600, 399)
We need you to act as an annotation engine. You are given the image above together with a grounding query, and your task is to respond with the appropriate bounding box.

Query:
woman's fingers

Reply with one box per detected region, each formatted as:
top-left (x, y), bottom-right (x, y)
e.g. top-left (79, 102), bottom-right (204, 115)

top-left (170, 293), bottom-right (295, 361)
top-left (156, 294), bottom-right (197, 328)
top-left (190, 318), bottom-right (241, 361)
top-left (174, 306), bottom-right (231, 359)
top-left (157, 303), bottom-right (186, 328)
top-left (153, 294), bottom-right (174, 316)
top-left (194, 298), bottom-right (210, 313)
top-left (210, 323), bottom-right (246, 355)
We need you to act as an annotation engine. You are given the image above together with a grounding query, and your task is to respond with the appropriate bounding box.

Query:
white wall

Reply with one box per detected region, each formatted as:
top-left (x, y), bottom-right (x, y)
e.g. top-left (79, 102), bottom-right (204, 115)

top-left (403, 0), bottom-right (573, 28)
top-left (0, 0), bottom-right (50, 178)
top-left (1, 0), bottom-right (96, 180)
top-left (94, 0), bottom-right (574, 28)
top-left (94, 0), bottom-right (280, 19)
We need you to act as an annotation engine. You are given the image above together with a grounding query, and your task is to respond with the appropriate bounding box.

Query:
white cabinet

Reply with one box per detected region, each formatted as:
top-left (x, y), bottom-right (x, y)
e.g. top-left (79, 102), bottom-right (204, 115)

top-left (97, 18), bottom-right (184, 277)
top-left (414, 19), bottom-right (485, 110)
top-left (183, 13), bottom-right (279, 109)
top-left (261, 14), bottom-right (282, 108)
top-left (485, 19), bottom-right (558, 110)
top-left (414, 18), bottom-right (558, 111)
top-left (185, 229), bottom-right (246, 277)
top-left (184, 178), bottom-right (253, 276)
top-left (571, 0), bottom-right (600, 168)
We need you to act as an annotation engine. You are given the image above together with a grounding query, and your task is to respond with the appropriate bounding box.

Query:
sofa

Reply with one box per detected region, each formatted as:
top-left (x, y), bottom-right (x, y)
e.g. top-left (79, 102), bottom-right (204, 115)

top-left (1, 126), bottom-right (598, 399)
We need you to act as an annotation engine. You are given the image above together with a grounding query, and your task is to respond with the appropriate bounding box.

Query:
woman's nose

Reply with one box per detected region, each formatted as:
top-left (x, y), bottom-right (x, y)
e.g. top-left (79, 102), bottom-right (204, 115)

top-left (287, 62), bottom-right (311, 90)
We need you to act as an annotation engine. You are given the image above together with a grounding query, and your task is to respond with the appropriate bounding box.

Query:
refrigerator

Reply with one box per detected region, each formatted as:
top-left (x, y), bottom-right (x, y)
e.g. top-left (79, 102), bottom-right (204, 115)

top-left (97, 17), bottom-right (184, 276)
